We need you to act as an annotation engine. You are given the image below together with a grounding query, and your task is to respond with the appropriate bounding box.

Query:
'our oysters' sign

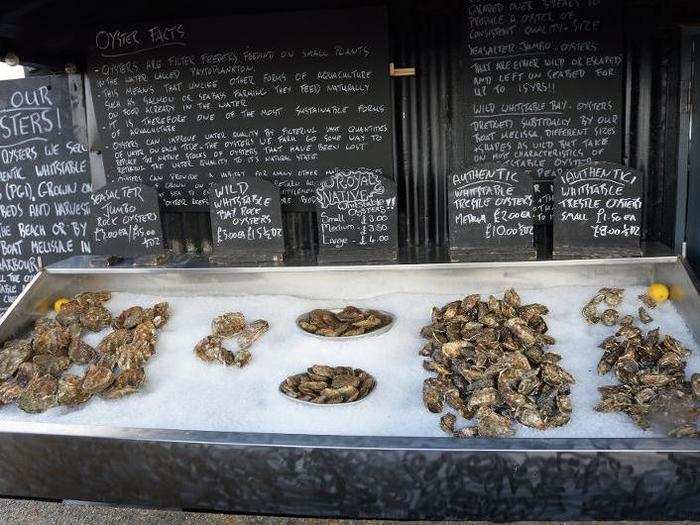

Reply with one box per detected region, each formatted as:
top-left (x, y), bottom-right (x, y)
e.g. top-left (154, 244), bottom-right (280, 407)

top-left (315, 170), bottom-right (398, 263)
top-left (90, 183), bottom-right (164, 257)
top-left (449, 164), bottom-right (534, 261)
top-left (209, 177), bottom-right (284, 262)
top-left (553, 162), bottom-right (642, 258)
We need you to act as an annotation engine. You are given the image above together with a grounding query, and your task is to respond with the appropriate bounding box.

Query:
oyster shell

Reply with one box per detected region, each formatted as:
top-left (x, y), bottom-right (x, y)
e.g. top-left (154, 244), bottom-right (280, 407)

top-left (0, 338), bottom-right (33, 380)
top-left (194, 335), bottom-right (235, 366)
top-left (57, 374), bottom-right (91, 406)
top-left (420, 289), bottom-right (572, 437)
top-left (32, 354), bottom-right (71, 377)
top-left (82, 305), bottom-right (112, 332)
top-left (18, 375), bottom-right (57, 413)
top-left (212, 312), bottom-right (246, 338)
top-left (235, 319), bottom-right (269, 350)
top-left (82, 363), bottom-right (115, 394)
top-left (280, 366), bottom-right (376, 404)
top-left (32, 326), bottom-right (70, 356)
top-left (113, 306), bottom-right (148, 330)
top-left (298, 306), bottom-right (391, 337)
top-left (0, 380), bottom-right (23, 404)
top-left (101, 368), bottom-right (145, 400)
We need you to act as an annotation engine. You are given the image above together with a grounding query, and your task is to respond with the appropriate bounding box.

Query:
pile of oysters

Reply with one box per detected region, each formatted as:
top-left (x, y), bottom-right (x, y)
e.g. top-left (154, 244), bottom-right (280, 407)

top-left (420, 289), bottom-right (574, 437)
top-left (297, 306), bottom-right (392, 337)
top-left (279, 365), bottom-right (376, 404)
top-left (587, 288), bottom-right (699, 437)
top-left (0, 291), bottom-right (169, 413)
top-left (195, 312), bottom-right (269, 367)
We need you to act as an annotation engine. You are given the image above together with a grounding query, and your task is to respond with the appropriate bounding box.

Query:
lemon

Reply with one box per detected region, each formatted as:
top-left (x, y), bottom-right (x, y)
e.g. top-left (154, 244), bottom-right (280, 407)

top-left (53, 297), bottom-right (70, 313)
top-left (648, 283), bottom-right (670, 303)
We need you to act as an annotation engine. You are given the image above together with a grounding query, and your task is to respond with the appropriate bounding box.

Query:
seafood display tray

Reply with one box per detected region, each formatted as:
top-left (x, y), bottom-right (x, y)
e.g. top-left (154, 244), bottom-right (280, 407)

top-left (0, 256), bottom-right (698, 520)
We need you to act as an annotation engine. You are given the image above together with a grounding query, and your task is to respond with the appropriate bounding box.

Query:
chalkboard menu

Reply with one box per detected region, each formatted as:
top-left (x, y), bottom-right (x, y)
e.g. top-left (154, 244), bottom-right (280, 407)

top-left (553, 162), bottom-right (642, 258)
top-left (90, 183), bottom-right (164, 258)
top-left (209, 177), bottom-right (284, 262)
top-left (465, 0), bottom-right (623, 223)
top-left (533, 179), bottom-right (554, 225)
top-left (88, 7), bottom-right (393, 211)
top-left (449, 164), bottom-right (535, 261)
top-left (315, 170), bottom-right (398, 263)
top-left (0, 75), bottom-right (91, 313)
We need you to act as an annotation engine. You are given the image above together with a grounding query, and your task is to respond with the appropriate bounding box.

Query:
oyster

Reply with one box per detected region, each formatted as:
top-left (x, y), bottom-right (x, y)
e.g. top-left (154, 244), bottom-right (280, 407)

top-left (145, 302), bottom-right (170, 328)
top-left (638, 307), bottom-right (653, 324)
top-left (81, 363), bottom-right (115, 394)
top-left (233, 349), bottom-right (252, 368)
top-left (298, 306), bottom-right (391, 337)
top-left (588, 288), bottom-right (699, 438)
top-left (32, 354), bottom-right (70, 377)
top-left (235, 319), bottom-right (269, 350)
top-left (113, 306), bottom-right (148, 330)
top-left (212, 312), bottom-right (246, 338)
top-left (420, 289), bottom-right (572, 437)
top-left (101, 368), bottom-right (145, 400)
top-left (18, 375), bottom-right (57, 413)
top-left (55, 300), bottom-right (84, 326)
top-left (0, 380), bottom-right (23, 404)
top-left (0, 338), bottom-right (33, 380)
top-left (32, 326), bottom-right (70, 356)
top-left (194, 335), bottom-right (235, 366)
top-left (68, 336), bottom-right (96, 364)
top-left (638, 293), bottom-right (657, 309)
top-left (57, 374), bottom-right (91, 406)
top-left (280, 365), bottom-right (376, 404)
top-left (600, 309), bottom-right (619, 327)
top-left (116, 341), bottom-right (152, 370)
top-left (81, 305), bottom-right (112, 332)
top-left (98, 329), bottom-right (133, 355)
top-left (75, 290), bottom-right (111, 307)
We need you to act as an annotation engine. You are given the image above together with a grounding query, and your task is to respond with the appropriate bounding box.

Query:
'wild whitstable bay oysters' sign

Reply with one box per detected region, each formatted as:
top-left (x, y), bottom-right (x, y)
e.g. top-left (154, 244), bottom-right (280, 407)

top-left (553, 162), bottom-right (642, 258)
top-left (449, 164), bottom-right (535, 261)
top-left (209, 177), bottom-right (285, 263)
top-left (315, 169), bottom-right (398, 263)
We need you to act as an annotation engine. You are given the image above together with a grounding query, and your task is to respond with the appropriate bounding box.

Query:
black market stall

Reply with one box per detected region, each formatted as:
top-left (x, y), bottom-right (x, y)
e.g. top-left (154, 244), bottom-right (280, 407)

top-left (0, 0), bottom-right (698, 520)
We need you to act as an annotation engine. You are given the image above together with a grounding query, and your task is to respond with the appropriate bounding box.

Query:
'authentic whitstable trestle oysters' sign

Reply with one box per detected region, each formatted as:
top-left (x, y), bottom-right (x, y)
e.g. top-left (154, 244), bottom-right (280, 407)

top-left (315, 169), bottom-right (398, 263)
top-left (553, 161), bottom-right (642, 258)
top-left (449, 164), bottom-right (535, 261)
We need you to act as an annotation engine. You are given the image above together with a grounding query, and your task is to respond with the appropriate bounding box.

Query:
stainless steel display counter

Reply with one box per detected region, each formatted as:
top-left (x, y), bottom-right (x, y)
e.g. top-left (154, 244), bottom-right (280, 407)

top-left (0, 256), bottom-right (698, 520)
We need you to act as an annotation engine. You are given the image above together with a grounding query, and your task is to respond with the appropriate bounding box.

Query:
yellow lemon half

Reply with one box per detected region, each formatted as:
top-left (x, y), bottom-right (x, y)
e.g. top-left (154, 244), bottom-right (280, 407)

top-left (648, 283), bottom-right (670, 303)
top-left (53, 297), bottom-right (70, 313)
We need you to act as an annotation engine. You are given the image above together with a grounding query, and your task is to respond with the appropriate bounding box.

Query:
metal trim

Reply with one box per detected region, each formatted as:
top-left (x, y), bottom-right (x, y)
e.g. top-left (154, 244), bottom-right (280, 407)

top-left (45, 255), bottom-right (680, 275)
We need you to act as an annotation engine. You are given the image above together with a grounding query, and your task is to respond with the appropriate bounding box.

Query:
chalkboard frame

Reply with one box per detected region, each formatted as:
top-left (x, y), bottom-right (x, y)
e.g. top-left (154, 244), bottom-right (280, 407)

top-left (448, 162), bottom-right (536, 262)
top-left (553, 161), bottom-right (643, 259)
top-left (315, 171), bottom-right (399, 264)
top-left (208, 176), bottom-right (285, 264)
top-left (90, 182), bottom-right (166, 259)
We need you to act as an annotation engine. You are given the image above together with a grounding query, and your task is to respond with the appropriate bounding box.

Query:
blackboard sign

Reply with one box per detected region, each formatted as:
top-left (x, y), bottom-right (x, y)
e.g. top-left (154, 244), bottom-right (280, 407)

top-left (533, 179), bottom-right (554, 225)
top-left (90, 183), bottom-right (164, 257)
top-left (209, 177), bottom-right (284, 262)
top-left (315, 170), bottom-right (398, 263)
top-left (553, 162), bottom-right (642, 258)
top-left (465, 0), bottom-right (623, 211)
top-left (0, 75), bottom-right (91, 313)
top-left (88, 7), bottom-right (393, 211)
top-left (449, 164), bottom-right (535, 261)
